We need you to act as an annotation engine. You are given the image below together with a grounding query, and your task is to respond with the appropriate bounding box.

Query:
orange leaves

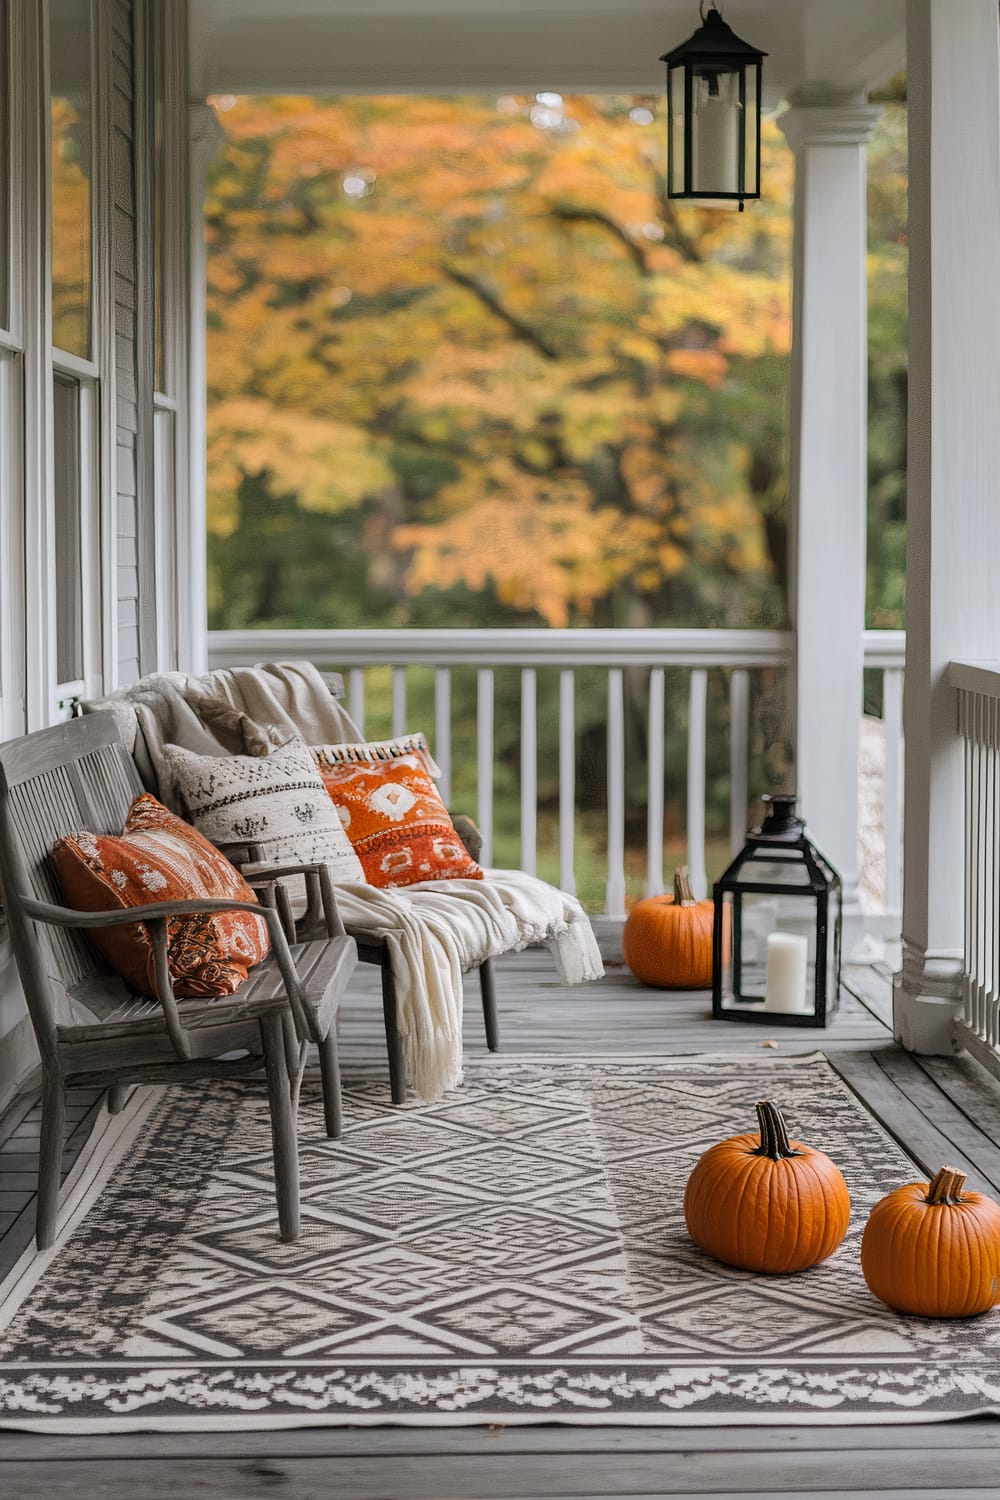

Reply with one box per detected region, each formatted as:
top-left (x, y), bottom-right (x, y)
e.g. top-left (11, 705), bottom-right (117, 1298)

top-left (205, 92), bottom-right (798, 627)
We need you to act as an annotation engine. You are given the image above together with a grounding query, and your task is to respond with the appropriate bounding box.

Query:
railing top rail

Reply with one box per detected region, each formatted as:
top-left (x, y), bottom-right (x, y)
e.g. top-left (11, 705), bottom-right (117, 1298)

top-left (862, 629), bottom-right (906, 669)
top-left (208, 627), bottom-right (906, 673)
top-left (209, 627), bottom-right (793, 669)
top-left (949, 660), bottom-right (1000, 698)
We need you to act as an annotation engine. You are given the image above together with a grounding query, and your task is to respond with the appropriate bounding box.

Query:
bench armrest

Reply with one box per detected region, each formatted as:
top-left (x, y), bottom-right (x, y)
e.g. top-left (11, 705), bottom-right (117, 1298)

top-left (21, 894), bottom-right (312, 1058)
top-left (239, 860), bottom-right (347, 940)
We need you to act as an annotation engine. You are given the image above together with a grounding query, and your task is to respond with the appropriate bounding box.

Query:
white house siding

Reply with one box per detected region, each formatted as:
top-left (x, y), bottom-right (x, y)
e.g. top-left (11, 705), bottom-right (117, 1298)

top-left (0, 0), bottom-right (191, 1109)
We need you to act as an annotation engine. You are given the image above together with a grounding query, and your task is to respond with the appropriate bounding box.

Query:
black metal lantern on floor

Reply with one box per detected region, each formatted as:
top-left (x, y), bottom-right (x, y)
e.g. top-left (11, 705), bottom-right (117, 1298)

top-left (660, 3), bottom-right (766, 211)
top-left (712, 794), bottom-right (842, 1027)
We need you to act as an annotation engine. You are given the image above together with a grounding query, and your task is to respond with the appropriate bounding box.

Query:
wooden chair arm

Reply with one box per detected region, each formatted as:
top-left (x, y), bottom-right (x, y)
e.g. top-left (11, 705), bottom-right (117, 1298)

top-left (239, 860), bottom-right (348, 940)
top-left (21, 895), bottom-right (313, 1059)
top-left (22, 894), bottom-right (269, 928)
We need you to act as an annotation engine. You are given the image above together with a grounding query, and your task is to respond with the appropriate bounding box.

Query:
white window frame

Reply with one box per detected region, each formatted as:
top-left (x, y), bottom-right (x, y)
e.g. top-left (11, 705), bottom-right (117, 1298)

top-left (0, 0), bottom-right (26, 741)
top-left (47, 0), bottom-right (112, 716)
top-left (51, 351), bottom-right (102, 708)
top-left (139, 0), bottom-right (187, 673)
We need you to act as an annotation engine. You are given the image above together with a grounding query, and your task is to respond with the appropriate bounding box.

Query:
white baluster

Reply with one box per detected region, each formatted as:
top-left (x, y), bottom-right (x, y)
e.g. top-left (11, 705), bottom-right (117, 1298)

top-left (977, 696), bottom-right (983, 1038)
top-left (646, 668), bottom-right (665, 897)
top-left (729, 668), bottom-right (750, 856)
top-left (606, 668), bottom-right (626, 917)
top-left (989, 699), bottom-right (995, 1044)
top-left (687, 669), bottom-right (708, 899)
top-left (434, 667), bottom-right (452, 806)
top-left (520, 668), bottom-right (537, 877)
top-left (882, 667), bottom-right (904, 917)
top-left (392, 667), bottom-right (407, 738)
top-left (559, 670), bottom-right (576, 895)
top-left (963, 691), bottom-right (974, 1028)
top-left (477, 669), bottom-right (494, 867)
top-left (349, 668), bottom-right (365, 738)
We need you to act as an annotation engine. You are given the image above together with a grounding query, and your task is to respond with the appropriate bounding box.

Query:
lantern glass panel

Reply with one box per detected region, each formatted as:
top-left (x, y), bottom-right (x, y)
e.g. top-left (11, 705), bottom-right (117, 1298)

top-left (668, 62), bottom-right (686, 192)
top-left (691, 66), bottom-right (740, 196)
top-left (743, 64), bottom-right (759, 194)
top-left (717, 889), bottom-right (825, 1006)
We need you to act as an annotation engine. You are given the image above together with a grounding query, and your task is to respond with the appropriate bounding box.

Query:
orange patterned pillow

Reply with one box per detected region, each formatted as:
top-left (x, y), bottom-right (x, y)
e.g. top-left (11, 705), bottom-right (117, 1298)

top-left (53, 794), bottom-right (270, 998)
top-left (313, 748), bottom-right (483, 888)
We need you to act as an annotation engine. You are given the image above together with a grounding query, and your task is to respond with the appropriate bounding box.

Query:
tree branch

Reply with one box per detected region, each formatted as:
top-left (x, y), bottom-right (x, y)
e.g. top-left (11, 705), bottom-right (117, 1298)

top-left (653, 186), bottom-right (705, 265)
top-left (550, 205), bottom-right (650, 276)
top-left (440, 263), bottom-right (561, 360)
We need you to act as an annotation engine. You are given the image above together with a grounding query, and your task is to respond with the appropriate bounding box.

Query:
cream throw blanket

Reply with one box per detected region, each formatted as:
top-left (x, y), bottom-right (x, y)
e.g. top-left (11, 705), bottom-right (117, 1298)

top-left (334, 870), bottom-right (604, 1101)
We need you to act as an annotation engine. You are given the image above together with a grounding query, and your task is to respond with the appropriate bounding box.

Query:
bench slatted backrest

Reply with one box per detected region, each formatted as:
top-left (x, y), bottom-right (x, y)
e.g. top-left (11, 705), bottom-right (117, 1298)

top-left (0, 715), bottom-right (144, 995)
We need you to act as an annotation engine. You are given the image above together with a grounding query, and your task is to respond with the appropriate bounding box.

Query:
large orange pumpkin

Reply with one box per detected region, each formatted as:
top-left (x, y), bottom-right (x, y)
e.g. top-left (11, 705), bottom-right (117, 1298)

top-left (623, 867), bottom-right (714, 988)
top-left (684, 1100), bottom-right (851, 1273)
top-left (861, 1166), bottom-right (1000, 1318)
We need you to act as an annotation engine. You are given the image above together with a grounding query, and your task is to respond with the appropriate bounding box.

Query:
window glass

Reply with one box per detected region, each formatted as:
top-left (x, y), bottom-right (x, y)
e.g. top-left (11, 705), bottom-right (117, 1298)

top-left (53, 373), bottom-right (83, 684)
top-left (50, 0), bottom-right (92, 357)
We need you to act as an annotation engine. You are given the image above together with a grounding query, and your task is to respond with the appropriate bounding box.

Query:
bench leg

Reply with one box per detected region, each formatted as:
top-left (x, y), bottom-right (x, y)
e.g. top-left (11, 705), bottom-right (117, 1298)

top-left (36, 1071), bottom-right (66, 1250)
top-left (380, 960), bottom-right (407, 1105)
top-left (480, 956), bottom-right (500, 1052)
top-left (319, 1026), bottom-right (343, 1139)
top-left (261, 1010), bottom-right (300, 1243)
top-left (106, 1084), bottom-right (128, 1115)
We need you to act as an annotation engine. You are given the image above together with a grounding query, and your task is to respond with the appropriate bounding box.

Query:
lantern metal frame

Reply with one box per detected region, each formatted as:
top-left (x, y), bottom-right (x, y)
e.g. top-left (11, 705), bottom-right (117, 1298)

top-left (660, 3), bottom-right (766, 210)
top-left (711, 794), bottom-right (843, 1027)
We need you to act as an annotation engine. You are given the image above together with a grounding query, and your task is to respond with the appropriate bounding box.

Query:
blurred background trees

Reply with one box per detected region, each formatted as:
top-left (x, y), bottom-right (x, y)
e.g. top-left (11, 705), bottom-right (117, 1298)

top-left (205, 90), bottom-right (907, 903)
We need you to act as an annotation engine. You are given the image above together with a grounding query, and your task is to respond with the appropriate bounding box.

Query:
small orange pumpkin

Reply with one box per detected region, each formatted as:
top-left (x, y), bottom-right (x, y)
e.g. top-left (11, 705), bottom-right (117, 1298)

top-left (684, 1099), bottom-right (851, 1273)
top-left (623, 867), bottom-right (714, 988)
top-left (861, 1166), bottom-right (1000, 1318)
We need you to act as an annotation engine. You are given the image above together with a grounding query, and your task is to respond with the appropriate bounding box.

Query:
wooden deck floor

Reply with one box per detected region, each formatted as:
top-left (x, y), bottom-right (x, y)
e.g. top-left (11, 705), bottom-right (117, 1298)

top-left (4, 952), bottom-right (1000, 1497)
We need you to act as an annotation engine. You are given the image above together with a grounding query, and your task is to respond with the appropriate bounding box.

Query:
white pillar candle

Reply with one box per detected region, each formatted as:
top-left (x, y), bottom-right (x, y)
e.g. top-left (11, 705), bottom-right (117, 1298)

top-left (764, 932), bottom-right (810, 1014)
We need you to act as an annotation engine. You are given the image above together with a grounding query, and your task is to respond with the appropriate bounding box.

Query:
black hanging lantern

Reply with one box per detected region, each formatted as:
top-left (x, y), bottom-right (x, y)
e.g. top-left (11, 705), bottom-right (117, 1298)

top-left (660, 3), bottom-right (766, 210)
top-left (712, 795), bottom-right (842, 1027)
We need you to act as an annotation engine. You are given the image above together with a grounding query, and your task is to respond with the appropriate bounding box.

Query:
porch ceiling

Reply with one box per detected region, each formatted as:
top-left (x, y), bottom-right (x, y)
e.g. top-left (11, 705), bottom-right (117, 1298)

top-left (190, 0), bottom-right (906, 105)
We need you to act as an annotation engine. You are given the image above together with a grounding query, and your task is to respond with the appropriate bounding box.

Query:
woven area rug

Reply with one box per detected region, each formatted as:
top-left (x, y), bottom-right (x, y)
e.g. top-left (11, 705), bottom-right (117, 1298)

top-left (2, 1053), bottom-right (999, 1431)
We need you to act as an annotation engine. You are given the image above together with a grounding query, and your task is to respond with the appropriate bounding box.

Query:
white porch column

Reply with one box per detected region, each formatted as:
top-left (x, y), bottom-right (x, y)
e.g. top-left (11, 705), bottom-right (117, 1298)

top-left (894, 0), bottom-right (1000, 1052)
top-left (181, 103), bottom-right (226, 675)
top-left (778, 93), bottom-right (880, 945)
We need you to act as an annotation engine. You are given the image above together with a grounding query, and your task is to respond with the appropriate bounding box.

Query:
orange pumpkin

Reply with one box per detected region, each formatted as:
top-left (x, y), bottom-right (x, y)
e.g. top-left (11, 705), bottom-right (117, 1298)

top-left (684, 1099), bottom-right (851, 1273)
top-left (861, 1166), bottom-right (1000, 1318)
top-left (623, 867), bottom-right (714, 988)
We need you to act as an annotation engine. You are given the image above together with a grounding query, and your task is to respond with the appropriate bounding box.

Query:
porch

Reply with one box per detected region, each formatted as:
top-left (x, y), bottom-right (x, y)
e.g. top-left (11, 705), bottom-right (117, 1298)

top-left (4, 0), bottom-right (1000, 1484)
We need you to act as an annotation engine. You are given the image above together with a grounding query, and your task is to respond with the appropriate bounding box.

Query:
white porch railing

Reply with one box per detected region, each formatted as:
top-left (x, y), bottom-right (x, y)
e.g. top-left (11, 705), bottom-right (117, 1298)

top-left (952, 661), bottom-right (1000, 1078)
top-left (208, 627), bottom-right (905, 918)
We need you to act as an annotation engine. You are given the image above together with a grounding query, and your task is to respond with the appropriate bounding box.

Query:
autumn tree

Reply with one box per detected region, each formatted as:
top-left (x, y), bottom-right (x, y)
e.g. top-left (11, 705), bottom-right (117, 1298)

top-left (206, 93), bottom-right (795, 635)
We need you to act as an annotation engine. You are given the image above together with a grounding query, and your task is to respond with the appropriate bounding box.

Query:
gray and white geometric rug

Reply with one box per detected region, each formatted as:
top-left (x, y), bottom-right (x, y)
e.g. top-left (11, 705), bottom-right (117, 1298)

top-left (2, 1054), bottom-right (999, 1431)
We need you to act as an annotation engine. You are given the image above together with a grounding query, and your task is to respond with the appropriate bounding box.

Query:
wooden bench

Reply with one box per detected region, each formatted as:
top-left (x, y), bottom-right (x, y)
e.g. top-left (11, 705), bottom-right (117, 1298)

top-left (0, 714), bottom-right (357, 1249)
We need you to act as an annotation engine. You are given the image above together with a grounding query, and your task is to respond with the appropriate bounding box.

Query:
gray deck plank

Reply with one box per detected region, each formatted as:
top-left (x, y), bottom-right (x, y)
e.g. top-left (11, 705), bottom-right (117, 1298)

top-left (1, 1449), bottom-right (999, 1499)
top-left (827, 1048), bottom-right (995, 1192)
top-left (4, 1424), bottom-right (1000, 1460)
top-left (874, 1049), bottom-right (1000, 1191)
top-left (916, 1052), bottom-right (1000, 1152)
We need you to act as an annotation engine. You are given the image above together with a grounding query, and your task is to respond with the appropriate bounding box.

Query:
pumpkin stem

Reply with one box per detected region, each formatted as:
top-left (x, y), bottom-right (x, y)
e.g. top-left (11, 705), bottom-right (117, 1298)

top-left (925, 1166), bottom-right (967, 1205)
top-left (673, 866), bottom-right (697, 907)
top-left (753, 1100), bottom-right (802, 1160)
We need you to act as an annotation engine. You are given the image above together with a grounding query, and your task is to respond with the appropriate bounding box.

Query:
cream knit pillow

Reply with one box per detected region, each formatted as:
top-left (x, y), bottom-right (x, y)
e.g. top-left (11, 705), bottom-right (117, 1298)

top-left (164, 736), bottom-right (365, 882)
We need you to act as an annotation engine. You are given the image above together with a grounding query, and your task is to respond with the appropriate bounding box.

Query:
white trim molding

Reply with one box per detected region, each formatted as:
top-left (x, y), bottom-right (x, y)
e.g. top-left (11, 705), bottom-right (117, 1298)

top-left (894, 0), bottom-right (1000, 1053)
top-left (182, 100), bottom-right (225, 676)
top-left (777, 89), bottom-right (880, 948)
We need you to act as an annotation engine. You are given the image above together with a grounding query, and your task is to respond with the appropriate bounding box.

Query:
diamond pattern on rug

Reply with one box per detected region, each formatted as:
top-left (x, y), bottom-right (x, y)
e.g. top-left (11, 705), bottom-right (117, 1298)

top-left (5, 1056), bottom-right (1000, 1427)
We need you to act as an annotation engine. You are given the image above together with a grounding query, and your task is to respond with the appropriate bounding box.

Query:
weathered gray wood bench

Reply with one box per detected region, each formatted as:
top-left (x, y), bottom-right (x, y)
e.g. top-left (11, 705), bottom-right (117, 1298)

top-left (0, 714), bottom-right (357, 1249)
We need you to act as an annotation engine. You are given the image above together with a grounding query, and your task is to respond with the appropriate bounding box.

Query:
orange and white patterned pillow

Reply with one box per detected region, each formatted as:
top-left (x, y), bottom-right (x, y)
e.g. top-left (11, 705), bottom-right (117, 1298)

top-left (312, 746), bottom-right (483, 889)
top-left (53, 794), bottom-right (270, 998)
